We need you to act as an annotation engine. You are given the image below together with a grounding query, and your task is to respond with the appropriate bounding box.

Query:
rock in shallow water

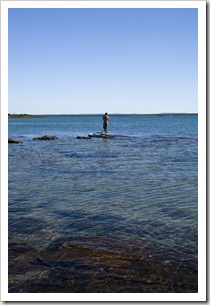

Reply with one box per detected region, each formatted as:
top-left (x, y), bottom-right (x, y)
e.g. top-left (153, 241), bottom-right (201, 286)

top-left (88, 133), bottom-right (115, 138)
top-left (8, 138), bottom-right (23, 144)
top-left (33, 135), bottom-right (58, 140)
top-left (76, 136), bottom-right (92, 139)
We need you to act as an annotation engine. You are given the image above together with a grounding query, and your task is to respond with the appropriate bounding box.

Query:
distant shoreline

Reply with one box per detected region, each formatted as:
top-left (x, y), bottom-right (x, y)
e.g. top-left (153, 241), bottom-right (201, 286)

top-left (8, 113), bottom-right (198, 118)
top-left (8, 113), bottom-right (42, 118)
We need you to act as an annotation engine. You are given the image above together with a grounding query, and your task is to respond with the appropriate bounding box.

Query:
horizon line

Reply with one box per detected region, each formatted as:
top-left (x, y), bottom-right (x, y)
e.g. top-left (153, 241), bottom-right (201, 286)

top-left (8, 112), bottom-right (198, 116)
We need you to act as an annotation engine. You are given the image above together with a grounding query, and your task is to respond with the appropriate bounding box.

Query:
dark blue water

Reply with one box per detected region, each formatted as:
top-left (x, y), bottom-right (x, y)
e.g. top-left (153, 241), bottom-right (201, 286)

top-left (8, 115), bottom-right (198, 293)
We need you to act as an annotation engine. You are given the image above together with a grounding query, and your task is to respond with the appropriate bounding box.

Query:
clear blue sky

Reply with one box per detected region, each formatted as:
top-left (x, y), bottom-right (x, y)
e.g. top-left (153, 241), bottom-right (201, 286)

top-left (8, 8), bottom-right (198, 114)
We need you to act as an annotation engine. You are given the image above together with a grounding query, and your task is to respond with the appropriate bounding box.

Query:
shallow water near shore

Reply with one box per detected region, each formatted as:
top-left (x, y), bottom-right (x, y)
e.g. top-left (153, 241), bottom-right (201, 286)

top-left (8, 115), bottom-right (198, 293)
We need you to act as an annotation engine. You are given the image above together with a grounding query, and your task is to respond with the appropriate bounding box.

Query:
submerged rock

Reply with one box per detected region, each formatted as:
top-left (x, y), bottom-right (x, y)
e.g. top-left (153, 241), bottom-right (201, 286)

top-left (76, 136), bottom-right (92, 139)
top-left (8, 236), bottom-right (198, 293)
top-left (8, 138), bottom-right (23, 144)
top-left (33, 135), bottom-right (58, 141)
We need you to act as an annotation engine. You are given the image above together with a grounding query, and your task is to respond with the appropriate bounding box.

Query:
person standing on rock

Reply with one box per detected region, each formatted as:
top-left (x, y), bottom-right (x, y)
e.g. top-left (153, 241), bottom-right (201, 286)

top-left (102, 112), bottom-right (109, 134)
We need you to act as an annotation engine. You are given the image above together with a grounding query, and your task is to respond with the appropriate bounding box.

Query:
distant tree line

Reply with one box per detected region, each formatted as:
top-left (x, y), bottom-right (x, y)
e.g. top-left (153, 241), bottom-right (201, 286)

top-left (8, 113), bottom-right (41, 118)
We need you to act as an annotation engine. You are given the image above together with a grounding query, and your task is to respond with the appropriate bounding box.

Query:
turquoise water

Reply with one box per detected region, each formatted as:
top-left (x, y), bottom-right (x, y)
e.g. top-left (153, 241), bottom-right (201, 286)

top-left (8, 115), bottom-right (198, 293)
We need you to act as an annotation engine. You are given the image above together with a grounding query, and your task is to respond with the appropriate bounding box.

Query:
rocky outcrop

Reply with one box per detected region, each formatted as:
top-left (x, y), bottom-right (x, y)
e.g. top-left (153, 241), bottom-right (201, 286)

top-left (88, 133), bottom-right (115, 138)
top-left (8, 138), bottom-right (23, 144)
top-left (33, 135), bottom-right (58, 140)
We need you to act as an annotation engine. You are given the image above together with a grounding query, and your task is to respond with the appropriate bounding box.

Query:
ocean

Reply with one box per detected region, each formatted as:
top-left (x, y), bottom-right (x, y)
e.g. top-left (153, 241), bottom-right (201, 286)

top-left (8, 114), bottom-right (198, 293)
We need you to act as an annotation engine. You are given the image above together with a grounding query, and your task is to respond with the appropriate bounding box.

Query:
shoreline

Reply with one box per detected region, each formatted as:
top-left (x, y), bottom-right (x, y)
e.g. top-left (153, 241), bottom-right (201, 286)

top-left (8, 113), bottom-right (42, 118)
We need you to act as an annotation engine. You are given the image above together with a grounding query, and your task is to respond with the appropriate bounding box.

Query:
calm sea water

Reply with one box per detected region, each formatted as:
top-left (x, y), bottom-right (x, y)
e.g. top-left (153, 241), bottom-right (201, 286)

top-left (8, 115), bottom-right (198, 293)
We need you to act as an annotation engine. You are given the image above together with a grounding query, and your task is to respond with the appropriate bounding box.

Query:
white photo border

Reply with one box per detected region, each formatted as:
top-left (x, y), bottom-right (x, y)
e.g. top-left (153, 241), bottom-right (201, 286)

top-left (1, 0), bottom-right (206, 302)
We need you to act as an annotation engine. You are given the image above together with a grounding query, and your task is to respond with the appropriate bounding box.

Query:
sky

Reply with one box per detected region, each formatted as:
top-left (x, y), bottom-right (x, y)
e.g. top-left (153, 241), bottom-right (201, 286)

top-left (8, 7), bottom-right (198, 114)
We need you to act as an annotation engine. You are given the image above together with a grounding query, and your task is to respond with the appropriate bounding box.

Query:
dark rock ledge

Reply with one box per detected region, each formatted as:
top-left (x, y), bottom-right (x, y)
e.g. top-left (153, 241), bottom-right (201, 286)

top-left (8, 138), bottom-right (23, 144)
top-left (33, 135), bottom-right (58, 141)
